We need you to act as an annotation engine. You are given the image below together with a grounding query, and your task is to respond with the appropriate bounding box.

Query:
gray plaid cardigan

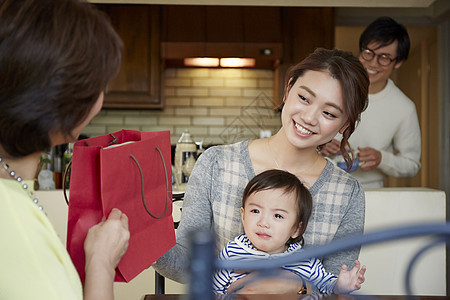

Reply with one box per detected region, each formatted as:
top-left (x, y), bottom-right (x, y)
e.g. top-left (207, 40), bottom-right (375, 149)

top-left (154, 141), bottom-right (365, 289)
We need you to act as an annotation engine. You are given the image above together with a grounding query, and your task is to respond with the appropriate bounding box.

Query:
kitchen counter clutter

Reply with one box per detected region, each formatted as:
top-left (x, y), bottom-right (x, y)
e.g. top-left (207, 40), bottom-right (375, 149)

top-left (37, 188), bottom-right (446, 299)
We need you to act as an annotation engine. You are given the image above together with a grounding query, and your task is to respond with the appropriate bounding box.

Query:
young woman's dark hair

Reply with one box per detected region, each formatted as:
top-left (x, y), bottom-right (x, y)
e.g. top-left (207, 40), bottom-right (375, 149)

top-left (242, 169), bottom-right (312, 246)
top-left (282, 48), bottom-right (369, 171)
top-left (359, 16), bottom-right (410, 63)
top-left (0, 0), bottom-right (123, 157)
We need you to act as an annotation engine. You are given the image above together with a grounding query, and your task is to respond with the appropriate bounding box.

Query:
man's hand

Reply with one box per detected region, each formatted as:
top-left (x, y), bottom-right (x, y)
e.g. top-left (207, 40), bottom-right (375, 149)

top-left (358, 147), bottom-right (382, 171)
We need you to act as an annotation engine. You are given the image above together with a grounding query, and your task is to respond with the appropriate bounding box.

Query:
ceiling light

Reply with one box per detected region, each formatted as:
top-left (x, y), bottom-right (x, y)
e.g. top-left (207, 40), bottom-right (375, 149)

top-left (220, 58), bottom-right (255, 68)
top-left (184, 57), bottom-right (219, 67)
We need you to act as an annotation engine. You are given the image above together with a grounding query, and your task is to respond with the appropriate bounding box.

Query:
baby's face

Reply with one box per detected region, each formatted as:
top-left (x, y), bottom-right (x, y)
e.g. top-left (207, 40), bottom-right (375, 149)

top-left (241, 188), bottom-right (301, 254)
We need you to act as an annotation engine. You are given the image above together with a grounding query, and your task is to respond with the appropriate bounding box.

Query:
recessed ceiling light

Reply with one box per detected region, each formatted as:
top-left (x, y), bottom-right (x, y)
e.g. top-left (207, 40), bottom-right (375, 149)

top-left (220, 58), bottom-right (255, 68)
top-left (184, 57), bottom-right (219, 67)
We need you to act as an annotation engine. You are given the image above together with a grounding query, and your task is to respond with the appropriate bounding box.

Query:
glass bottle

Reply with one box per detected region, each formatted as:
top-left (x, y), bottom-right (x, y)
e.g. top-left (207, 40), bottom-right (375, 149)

top-left (63, 143), bottom-right (74, 189)
top-left (174, 129), bottom-right (197, 192)
top-left (38, 151), bottom-right (55, 190)
top-left (52, 145), bottom-right (63, 189)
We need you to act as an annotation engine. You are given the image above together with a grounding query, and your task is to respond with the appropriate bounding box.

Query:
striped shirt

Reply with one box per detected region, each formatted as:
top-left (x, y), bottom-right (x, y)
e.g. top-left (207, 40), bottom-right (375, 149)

top-left (154, 140), bottom-right (365, 293)
top-left (213, 234), bottom-right (338, 294)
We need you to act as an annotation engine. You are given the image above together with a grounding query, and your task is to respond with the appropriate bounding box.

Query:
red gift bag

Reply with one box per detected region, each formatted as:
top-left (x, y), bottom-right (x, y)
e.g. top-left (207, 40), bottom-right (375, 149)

top-left (66, 129), bottom-right (175, 282)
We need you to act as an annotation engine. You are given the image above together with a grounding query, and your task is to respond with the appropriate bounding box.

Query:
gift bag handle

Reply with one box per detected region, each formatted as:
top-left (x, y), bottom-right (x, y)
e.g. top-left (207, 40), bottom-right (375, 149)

top-left (63, 161), bottom-right (71, 205)
top-left (63, 135), bottom-right (115, 205)
top-left (64, 145), bottom-right (170, 220)
top-left (130, 146), bottom-right (169, 219)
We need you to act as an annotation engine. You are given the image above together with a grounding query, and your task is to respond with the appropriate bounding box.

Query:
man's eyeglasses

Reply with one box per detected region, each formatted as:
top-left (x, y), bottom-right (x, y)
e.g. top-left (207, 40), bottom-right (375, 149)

top-left (360, 48), bottom-right (397, 66)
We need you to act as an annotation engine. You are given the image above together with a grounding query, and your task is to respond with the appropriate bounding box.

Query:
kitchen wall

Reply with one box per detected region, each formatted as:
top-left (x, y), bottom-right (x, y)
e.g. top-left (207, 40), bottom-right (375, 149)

top-left (81, 23), bottom-right (444, 190)
top-left (83, 68), bottom-right (281, 146)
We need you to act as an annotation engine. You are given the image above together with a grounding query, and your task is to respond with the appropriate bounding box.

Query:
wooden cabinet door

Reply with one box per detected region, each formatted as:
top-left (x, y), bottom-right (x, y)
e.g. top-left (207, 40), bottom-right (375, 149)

top-left (275, 7), bottom-right (335, 105)
top-left (162, 6), bottom-right (281, 44)
top-left (387, 32), bottom-right (439, 189)
top-left (97, 5), bottom-right (162, 109)
top-left (161, 5), bottom-right (282, 61)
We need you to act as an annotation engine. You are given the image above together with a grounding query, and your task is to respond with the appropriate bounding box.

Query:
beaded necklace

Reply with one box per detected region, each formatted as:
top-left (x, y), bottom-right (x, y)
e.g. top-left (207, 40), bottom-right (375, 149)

top-left (0, 156), bottom-right (43, 211)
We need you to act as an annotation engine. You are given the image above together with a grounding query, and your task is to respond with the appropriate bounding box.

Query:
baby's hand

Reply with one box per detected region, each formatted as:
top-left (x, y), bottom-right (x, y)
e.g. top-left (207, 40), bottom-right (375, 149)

top-left (334, 260), bottom-right (366, 294)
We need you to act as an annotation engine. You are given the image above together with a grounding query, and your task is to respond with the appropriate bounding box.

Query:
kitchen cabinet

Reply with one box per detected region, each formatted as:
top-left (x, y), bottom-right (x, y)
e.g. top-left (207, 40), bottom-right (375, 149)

top-left (161, 6), bottom-right (334, 103)
top-left (275, 7), bottom-right (335, 105)
top-left (95, 5), bottom-right (334, 108)
top-left (162, 6), bottom-right (282, 43)
top-left (96, 4), bottom-right (163, 109)
top-left (161, 6), bottom-right (283, 68)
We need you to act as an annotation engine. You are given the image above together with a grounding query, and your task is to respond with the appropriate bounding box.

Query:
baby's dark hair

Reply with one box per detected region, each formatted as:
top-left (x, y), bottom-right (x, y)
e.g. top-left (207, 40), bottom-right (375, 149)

top-left (242, 169), bottom-right (312, 246)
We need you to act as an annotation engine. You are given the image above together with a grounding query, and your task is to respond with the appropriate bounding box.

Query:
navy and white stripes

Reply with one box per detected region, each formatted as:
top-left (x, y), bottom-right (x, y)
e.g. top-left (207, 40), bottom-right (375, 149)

top-left (213, 234), bottom-right (337, 294)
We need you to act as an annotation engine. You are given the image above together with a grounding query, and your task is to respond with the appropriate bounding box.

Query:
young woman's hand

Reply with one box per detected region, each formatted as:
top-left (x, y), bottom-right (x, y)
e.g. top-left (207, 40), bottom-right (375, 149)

top-left (334, 260), bottom-right (366, 294)
top-left (227, 270), bottom-right (307, 295)
top-left (83, 208), bottom-right (130, 300)
top-left (319, 139), bottom-right (341, 157)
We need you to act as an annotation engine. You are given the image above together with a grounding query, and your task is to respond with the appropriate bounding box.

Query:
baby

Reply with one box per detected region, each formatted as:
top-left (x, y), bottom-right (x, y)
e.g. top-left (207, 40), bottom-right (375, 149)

top-left (213, 169), bottom-right (366, 295)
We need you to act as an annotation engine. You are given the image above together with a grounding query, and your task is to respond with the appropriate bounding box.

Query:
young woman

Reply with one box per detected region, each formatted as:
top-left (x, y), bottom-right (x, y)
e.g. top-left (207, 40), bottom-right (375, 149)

top-left (154, 48), bottom-right (369, 294)
top-left (0, 0), bottom-right (129, 299)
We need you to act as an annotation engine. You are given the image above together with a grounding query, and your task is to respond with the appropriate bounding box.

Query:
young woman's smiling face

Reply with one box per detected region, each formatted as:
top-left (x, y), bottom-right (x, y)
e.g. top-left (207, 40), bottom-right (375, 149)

top-left (281, 70), bottom-right (348, 150)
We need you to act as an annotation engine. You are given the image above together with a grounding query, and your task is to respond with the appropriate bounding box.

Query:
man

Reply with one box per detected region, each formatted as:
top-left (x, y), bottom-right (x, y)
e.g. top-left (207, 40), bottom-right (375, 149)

top-left (321, 16), bottom-right (421, 188)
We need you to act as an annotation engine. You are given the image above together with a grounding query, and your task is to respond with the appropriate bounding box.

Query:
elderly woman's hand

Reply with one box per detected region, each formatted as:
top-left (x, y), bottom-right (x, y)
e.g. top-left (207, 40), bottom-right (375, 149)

top-left (83, 208), bottom-right (130, 300)
top-left (84, 208), bottom-right (130, 271)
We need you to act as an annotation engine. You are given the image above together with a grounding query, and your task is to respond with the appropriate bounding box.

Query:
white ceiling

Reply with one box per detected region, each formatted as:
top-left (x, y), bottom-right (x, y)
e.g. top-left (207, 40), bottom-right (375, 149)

top-left (90, 0), bottom-right (437, 7)
top-left (89, 0), bottom-right (449, 25)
